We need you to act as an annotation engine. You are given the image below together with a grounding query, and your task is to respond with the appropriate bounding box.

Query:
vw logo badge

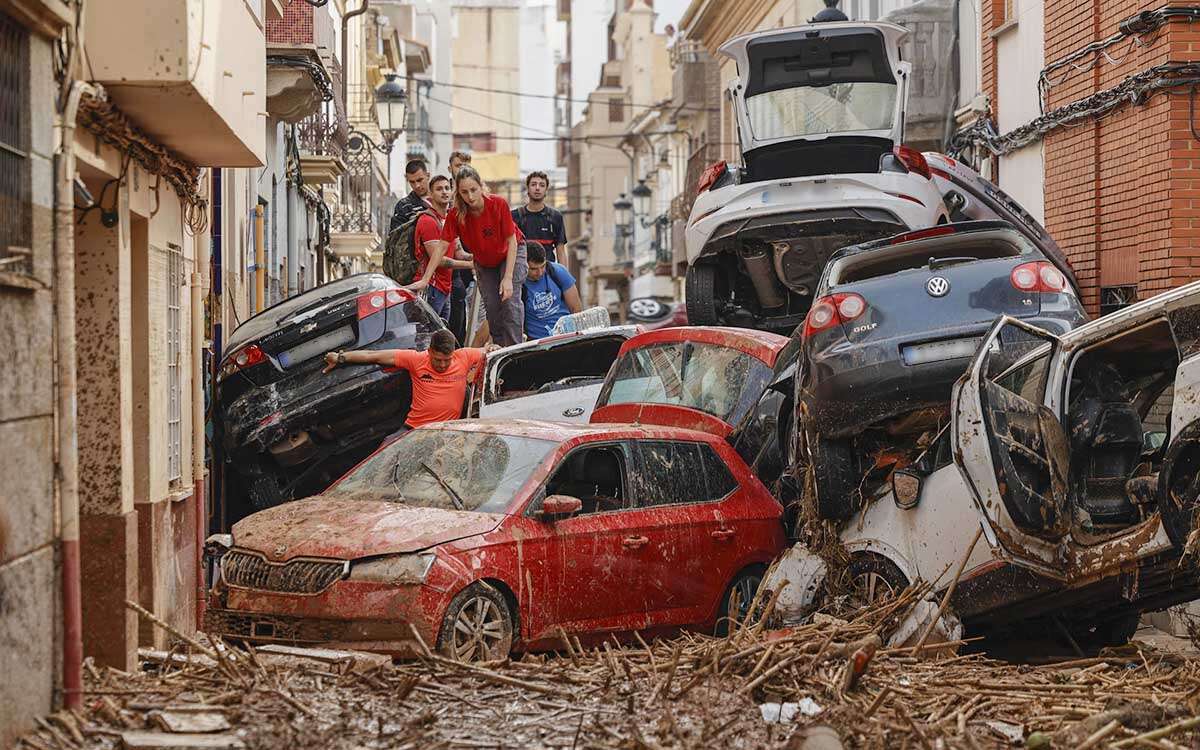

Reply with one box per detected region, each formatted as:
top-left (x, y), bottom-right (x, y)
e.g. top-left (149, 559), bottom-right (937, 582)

top-left (926, 276), bottom-right (950, 297)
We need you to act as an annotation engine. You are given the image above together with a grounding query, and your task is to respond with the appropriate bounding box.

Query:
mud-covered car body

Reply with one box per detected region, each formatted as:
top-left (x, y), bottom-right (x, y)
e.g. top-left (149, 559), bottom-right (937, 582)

top-left (474, 325), bottom-right (641, 423)
top-left (684, 22), bottom-right (948, 333)
top-left (205, 419), bottom-right (786, 657)
top-left (591, 327), bottom-right (800, 487)
top-left (770, 280), bottom-right (1200, 647)
top-left (797, 221), bottom-right (1088, 518)
top-left (216, 274), bottom-right (447, 524)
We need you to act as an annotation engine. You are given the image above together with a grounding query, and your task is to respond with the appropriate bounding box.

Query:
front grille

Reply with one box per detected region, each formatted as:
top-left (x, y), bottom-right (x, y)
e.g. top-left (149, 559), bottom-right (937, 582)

top-left (221, 550), bottom-right (348, 594)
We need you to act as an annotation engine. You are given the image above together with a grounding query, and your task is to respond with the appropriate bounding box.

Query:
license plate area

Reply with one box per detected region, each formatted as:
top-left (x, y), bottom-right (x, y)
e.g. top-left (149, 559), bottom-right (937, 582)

top-left (278, 325), bottom-right (356, 369)
top-left (902, 336), bottom-right (998, 366)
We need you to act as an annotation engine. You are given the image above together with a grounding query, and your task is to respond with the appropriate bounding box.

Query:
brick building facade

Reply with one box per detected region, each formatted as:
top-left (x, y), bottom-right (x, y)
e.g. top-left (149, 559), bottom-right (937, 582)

top-left (980, 0), bottom-right (1200, 314)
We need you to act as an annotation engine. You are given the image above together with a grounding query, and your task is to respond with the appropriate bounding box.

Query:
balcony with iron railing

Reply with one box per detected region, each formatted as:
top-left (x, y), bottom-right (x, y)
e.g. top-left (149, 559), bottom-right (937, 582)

top-left (295, 105), bottom-right (348, 186)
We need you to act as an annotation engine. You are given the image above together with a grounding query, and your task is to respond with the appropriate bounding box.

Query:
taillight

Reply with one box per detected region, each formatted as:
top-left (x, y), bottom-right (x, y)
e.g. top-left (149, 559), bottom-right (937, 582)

top-left (356, 288), bottom-right (412, 319)
top-left (803, 293), bottom-right (866, 338)
top-left (219, 344), bottom-right (266, 380)
top-left (696, 160), bottom-right (728, 195)
top-left (894, 145), bottom-right (932, 180)
top-left (1011, 261), bottom-right (1072, 294)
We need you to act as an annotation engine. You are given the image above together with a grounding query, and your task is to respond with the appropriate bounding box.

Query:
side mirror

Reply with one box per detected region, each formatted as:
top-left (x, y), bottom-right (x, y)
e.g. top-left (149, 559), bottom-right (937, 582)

top-left (1143, 430), bottom-right (1167, 453)
top-left (892, 469), bottom-right (924, 510)
top-left (539, 494), bottom-right (582, 520)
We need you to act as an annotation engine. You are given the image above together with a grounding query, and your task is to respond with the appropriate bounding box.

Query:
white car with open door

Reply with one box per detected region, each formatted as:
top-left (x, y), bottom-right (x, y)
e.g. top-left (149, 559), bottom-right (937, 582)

top-left (472, 326), bottom-right (641, 423)
top-left (685, 22), bottom-right (948, 334)
top-left (767, 280), bottom-right (1200, 651)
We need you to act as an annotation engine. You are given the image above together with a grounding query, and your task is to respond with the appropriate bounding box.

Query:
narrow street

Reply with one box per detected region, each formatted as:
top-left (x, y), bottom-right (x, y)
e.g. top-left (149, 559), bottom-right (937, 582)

top-left (6, 0), bottom-right (1200, 748)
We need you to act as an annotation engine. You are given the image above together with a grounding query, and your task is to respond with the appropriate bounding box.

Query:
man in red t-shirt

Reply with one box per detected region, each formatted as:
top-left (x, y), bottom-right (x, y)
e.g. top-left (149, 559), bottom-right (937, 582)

top-left (437, 167), bottom-right (528, 347)
top-left (323, 329), bottom-right (497, 429)
top-left (406, 175), bottom-right (471, 323)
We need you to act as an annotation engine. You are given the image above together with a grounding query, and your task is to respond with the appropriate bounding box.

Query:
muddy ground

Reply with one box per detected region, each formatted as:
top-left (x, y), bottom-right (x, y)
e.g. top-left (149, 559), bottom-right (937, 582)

top-left (17, 595), bottom-right (1200, 750)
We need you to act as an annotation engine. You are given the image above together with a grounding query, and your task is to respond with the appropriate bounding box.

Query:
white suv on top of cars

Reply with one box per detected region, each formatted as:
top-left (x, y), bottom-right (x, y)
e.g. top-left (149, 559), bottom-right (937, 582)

top-left (685, 21), bottom-right (948, 334)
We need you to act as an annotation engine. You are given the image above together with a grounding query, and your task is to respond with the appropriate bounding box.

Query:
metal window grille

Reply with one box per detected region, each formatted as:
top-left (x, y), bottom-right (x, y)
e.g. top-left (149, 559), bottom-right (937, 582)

top-left (166, 243), bottom-right (183, 485)
top-left (0, 10), bottom-right (29, 275)
top-left (1100, 285), bottom-right (1138, 316)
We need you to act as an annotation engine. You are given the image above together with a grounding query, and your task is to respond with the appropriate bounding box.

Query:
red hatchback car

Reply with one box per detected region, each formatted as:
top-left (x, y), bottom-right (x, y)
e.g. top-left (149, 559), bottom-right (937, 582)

top-left (205, 419), bottom-right (786, 660)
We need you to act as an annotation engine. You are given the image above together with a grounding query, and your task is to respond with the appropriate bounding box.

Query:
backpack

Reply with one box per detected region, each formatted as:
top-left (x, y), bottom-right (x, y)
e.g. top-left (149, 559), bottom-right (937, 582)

top-left (383, 207), bottom-right (438, 286)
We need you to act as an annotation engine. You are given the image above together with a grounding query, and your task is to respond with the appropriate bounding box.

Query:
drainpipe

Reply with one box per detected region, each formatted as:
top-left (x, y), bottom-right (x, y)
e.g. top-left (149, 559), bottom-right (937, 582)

top-left (54, 78), bottom-right (95, 711)
top-left (254, 204), bottom-right (265, 312)
top-left (192, 173), bottom-right (211, 630)
top-left (341, 0), bottom-right (370, 108)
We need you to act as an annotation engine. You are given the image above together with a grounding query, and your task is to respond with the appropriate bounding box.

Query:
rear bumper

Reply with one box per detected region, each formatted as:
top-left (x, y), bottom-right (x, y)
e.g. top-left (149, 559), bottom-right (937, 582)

top-left (221, 367), bottom-right (411, 461)
top-left (803, 315), bottom-right (1080, 436)
top-left (686, 174), bottom-right (943, 265)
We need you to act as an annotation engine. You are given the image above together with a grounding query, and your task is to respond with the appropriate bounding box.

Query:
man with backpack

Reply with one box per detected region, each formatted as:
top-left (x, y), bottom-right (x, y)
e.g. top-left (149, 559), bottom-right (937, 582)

top-left (522, 243), bottom-right (582, 339)
top-left (404, 175), bottom-right (472, 322)
top-left (512, 171), bottom-right (566, 264)
top-left (388, 159), bottom-right (432, 234)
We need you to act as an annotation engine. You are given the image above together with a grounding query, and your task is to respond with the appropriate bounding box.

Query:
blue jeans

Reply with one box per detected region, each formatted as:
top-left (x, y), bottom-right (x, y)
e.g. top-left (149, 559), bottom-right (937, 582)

top-left (426, 285), bottom-right (451, 322)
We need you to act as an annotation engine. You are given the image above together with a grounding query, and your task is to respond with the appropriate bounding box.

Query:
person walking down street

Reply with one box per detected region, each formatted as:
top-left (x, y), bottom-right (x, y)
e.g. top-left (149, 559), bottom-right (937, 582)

top-left (811, 0), bottom-right (848, 22)
top-left (447, 150), bottom-right (474, 344)
top-left (512, 171), bottom-right (567, 264)
top-left (323, 329), bottom-right (497, 431)
top-left (389, 159), bottom-right (432, 233)
top-left (438, 166), bottom-right (528, 347)
top-left (522, 243), bottom-right (582, 339)
top-left (406, 175), bottom-right (471, 323)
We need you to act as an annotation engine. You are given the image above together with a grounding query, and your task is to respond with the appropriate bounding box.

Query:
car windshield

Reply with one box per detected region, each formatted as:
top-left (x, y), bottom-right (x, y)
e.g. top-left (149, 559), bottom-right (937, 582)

top-left (596, 341), bottom-right (773, 425)
top-left (747, 82), bottom-right (897, 141)
top-left (324, 428), bottom-right (558, 513)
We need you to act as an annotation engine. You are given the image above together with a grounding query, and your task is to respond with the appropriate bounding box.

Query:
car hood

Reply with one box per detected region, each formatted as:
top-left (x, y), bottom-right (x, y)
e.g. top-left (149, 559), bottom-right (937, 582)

top-left (231, 497), bottom-right (505, 561)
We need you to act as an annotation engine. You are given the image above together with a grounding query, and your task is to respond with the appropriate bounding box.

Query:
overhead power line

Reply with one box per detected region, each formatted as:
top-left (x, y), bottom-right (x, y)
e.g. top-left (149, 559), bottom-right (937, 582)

top-left (410, 75), bottom-right (720, 114)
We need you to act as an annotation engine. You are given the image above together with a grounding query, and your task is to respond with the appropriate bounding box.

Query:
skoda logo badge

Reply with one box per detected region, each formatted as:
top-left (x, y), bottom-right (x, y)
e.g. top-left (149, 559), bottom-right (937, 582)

top-left (926, 276), bottom-right (950, 298)
top-left (272, 544), bottom-right (287, 560)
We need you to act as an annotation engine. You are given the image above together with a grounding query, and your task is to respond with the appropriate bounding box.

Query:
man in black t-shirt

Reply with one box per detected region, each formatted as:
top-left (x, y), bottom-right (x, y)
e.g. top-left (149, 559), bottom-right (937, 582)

top-left (389, 159), bottom-right (432, 234)
top-left (512, 171), bottom-right (567, 264)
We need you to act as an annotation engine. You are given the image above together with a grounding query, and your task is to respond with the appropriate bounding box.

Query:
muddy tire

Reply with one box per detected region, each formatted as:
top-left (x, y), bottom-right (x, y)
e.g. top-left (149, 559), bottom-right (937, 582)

top-left (809, 433), bottom-right (859, 521)
top-left (846, 554), bottom-right (909, 608)
top-left (685, 263), bottom-right (723, 327)
top-left (715, 566), bottom-right (765, 636)
top-left (436, 582), bottom-right (514, 662)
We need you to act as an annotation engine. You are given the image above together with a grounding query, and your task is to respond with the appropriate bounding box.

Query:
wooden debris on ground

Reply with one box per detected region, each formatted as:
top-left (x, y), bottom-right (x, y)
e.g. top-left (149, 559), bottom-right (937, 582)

top-left (16, 592), bottom-right (1200, 749)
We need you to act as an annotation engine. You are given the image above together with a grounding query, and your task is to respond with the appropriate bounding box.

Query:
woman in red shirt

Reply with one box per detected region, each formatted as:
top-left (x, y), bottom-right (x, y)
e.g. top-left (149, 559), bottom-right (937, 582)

top-left (438, 166), bottom-right (528, 346)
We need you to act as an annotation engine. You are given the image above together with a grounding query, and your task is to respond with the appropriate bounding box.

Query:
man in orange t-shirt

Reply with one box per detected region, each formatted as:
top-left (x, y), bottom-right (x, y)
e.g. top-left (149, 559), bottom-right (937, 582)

top-left (323, 329), bottom-right (496, 429)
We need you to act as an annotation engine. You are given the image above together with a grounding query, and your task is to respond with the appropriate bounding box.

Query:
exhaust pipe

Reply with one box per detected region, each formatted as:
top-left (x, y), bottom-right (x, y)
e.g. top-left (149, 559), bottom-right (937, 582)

top-left (739, 243), bottom-right (787, 310)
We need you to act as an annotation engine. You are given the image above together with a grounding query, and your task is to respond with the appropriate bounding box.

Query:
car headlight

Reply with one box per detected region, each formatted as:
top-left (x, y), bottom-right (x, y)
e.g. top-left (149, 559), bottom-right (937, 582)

top-left (348, 554), bottom-right (435, 584)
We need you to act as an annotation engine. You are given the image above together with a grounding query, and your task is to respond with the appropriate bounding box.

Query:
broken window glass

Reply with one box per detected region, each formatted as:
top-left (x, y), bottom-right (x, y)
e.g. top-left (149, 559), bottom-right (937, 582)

top-left (598, 341), bottom-right (773, 426)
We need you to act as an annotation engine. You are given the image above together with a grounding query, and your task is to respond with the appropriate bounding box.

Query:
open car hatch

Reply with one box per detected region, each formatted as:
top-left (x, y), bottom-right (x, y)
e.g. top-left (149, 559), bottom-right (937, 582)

top-left (720, 22), bottom-right (911, 180)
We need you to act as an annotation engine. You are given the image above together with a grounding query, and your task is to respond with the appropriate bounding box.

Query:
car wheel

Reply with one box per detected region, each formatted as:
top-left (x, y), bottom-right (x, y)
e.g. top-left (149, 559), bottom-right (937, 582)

top-left (437, 582), bottom-right (515, 662)
top-left (715, 566), bottom-right (765, 636)
top-left (808, 432), bottom-right (859, 521)
top-left (685, 263), bottom-right (724, 326)
top-left (628, 297), bottom-right (669, 322)
top-left (846, 554), bottom-right (909, 609)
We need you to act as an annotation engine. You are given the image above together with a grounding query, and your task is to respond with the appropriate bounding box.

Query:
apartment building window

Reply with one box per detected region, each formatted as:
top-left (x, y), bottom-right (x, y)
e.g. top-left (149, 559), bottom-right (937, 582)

top-left (166, 242), bottom-right (183, 486)
top-left (0, 10), bottom-right (30, 277)
top-left (609, 96), bottom-right (626, 123)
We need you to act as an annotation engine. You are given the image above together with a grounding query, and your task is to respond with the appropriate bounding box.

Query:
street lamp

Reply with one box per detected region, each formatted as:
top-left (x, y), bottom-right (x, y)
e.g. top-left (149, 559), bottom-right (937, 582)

top-left (374, 73), bottom-right (408, 141)
top-left (613, 193), bottom-right (632, 229)
top-left (347, 74), bottom-right (409, 156)
top-left (631, 179), bottom-right (653, 222)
